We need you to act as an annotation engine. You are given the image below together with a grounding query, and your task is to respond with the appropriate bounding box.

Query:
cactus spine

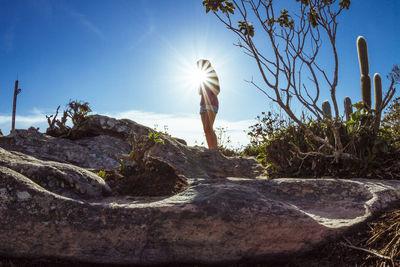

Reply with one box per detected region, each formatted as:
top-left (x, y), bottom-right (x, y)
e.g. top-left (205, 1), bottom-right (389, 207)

top-left (322, 100), bottom-right (332, 118)
top-left (357, 36), bottom-right (371, 109)
top-left (344, 97), bottom-right (353, 121)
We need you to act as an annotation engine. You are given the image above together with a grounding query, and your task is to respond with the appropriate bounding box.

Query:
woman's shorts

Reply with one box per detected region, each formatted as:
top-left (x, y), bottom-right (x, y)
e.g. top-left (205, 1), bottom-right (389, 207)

top-left (200, 105), bottom-right (218, 114)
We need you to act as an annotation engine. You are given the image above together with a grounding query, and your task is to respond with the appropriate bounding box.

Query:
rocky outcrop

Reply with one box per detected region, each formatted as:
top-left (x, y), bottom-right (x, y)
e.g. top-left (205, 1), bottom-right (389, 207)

top-left (2, 160), bottom-right (400, 264)
top-left (2, 114), bottom-right (400, 265)
top-left (0, 115), bottom-right (264, 178)
top-left (0, 127), bottom-right (131, 170)
top-left (0, 148), bottom-right (110, 199)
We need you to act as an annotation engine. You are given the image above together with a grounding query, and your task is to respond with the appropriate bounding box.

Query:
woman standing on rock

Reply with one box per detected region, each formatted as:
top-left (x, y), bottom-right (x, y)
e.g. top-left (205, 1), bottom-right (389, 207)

top-left (197, 59), bottom-right (220, 150)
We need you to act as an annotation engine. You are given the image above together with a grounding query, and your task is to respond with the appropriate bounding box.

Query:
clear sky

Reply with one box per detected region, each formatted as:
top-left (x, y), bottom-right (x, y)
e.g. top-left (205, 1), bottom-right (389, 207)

top-left (0, 0), bottom-right (399, 147)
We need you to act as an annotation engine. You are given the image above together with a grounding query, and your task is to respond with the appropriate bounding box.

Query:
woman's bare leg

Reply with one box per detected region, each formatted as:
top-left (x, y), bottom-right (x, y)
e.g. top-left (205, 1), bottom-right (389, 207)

top-left (201, 110), bottom-right (218, 149)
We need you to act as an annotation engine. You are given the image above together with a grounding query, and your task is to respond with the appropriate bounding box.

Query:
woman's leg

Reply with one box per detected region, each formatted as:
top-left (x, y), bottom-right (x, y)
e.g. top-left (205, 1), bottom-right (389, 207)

top-left (201, 110), bottom-right (218, 149)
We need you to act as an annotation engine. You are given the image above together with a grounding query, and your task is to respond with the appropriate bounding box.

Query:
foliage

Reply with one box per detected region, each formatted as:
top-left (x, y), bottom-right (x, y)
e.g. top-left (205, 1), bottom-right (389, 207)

top-left (45, 100), bottom-right (92, 139)
top-left (202, 0), bottom-right (235, 14)
top-left (119, 130), bottom-right (165, 174)
top-left (247, 105), bottom-right (400, 179)
top-left (383, 96), bottom-right (400, 143)
top-left (215, 126), bottom-right (243, 156)
top-left (96, 170), bottom-right (106, 179)
top-left (147, 131), bottom-right (165, 145)
top-left (203, 0), bottom-right (397, 167)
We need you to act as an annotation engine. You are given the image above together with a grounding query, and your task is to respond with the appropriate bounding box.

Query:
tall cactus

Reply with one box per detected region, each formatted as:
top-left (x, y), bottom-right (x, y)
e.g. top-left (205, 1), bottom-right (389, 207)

top-left (344, 97), bottom-right (353, 121)
top-left (356, 36), bottom-right (383, 131)
top-left (374, 73), bottom-right (382, 132)
top-left (322, 100), bottom-right (332, 118)
top-left (357, 36), bottom-right (371, 109)
top-left (11, 80), bottom-right (22, 133)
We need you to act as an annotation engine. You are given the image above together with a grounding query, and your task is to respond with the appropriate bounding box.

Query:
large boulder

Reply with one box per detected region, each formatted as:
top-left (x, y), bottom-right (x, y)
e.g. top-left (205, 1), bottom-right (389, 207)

top-left (0, 127), bottom-right (131, 170)
top-left (2, 115), bottom-right (400, 264)
top-left (0, 148), bottom-right (110, 199)
top-left (1, 159), bottom-right (400, 264)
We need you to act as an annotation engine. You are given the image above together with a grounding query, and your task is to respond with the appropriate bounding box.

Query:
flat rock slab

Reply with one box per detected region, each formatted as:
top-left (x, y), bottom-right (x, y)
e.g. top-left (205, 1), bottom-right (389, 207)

top-left (1, 164), bottom-right (400, 265)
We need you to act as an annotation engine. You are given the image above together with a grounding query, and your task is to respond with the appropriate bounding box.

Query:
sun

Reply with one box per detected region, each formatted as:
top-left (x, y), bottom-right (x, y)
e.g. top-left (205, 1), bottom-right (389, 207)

top-left (189, 66), bottom-right (208, 87)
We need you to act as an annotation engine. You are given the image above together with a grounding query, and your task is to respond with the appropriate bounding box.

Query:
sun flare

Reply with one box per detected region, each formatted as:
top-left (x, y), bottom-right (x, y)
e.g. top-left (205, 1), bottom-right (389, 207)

top-left (183, 61), bottom-right (216, 93)
top-left (189, 67), bottom-right (208, 87)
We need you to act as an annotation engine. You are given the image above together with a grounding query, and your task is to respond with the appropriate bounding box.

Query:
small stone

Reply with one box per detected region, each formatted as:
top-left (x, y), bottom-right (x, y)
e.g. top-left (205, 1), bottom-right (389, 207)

top-left (0, 188), bottom-right (8, 200)
top-left (16, 191), bottom-right (31, 201)
top-left (79, 186), bottom-right (86, 194)
top-left (48, 180), bottom-right (55, 188)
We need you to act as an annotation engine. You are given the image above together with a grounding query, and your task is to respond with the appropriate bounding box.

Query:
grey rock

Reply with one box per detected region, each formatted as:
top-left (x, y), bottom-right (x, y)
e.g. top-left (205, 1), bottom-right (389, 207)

top-left (16, 191), bottom-right (31, 200)
top-left (2, 115), bottom-right (400, 264)
top-left (0, 115), bottom-right (264, 178)
top-left (0, 147), bottom-right (110, 199)
top-left (0, 127), bottom-right (131, 169)
top-left (1, 165), bottom-right (400, 264)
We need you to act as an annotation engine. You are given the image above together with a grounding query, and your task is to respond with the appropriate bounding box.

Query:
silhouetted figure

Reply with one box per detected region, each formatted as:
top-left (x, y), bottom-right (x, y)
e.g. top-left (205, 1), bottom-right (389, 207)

top-left (197, 59), bottom-right (220, 150)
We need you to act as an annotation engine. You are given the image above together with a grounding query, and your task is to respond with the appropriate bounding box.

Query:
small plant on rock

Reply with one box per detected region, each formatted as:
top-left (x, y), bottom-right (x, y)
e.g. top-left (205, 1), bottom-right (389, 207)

top-left (46, 100), bottom-right (92, 139)
top-left (96, 170), bottom-right (106, 179)
top-left (118, 130), bottom-right (165, 174)
top-left (216, 126), bottom-right (241, 157)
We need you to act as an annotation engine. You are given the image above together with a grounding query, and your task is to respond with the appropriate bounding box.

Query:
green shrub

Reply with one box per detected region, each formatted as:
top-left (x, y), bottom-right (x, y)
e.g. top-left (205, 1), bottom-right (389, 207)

top-left (45, 100), bottom-right (92, 139)
top-left (383, 96), bottom-right (400, 144)
top-left (248, 105), bottom-right (400, 179)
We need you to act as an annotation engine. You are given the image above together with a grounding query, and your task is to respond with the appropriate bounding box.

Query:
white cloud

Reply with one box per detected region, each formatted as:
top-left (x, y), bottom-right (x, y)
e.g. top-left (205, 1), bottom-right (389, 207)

top-left (107, 110), bottom-right (255, 148)
top-left (0, 109), bottom-right (255, 148)
top-left (0, 113), bottom-right (48, 135)
top-left (65, 8), bottom-right (104, 39)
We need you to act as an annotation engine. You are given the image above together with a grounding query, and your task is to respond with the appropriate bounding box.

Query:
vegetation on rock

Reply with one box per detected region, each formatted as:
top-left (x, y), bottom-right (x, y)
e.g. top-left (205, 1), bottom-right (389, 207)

top-left (203, 0), bottom-right (399, 179)
top-left (46, 100), bottom-right (92, 139)
top-left (94, 130), bottom-right (188, 197)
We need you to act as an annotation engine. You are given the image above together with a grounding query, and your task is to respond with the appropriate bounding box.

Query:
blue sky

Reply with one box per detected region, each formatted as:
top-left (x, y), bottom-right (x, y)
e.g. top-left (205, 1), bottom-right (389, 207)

top-left (0, 0), bottom-right (399, 147)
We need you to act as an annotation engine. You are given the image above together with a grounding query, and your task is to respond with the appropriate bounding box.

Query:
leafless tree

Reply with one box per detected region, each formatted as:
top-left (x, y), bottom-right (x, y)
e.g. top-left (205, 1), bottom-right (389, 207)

top-left (202, 0), bottom-right (396, 162)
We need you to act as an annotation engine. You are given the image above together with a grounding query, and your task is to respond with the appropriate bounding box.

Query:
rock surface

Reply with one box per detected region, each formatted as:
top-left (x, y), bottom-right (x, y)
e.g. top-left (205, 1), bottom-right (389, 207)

top-left (0, 127), bottom-right (131, 170)
top-left (0, 115), bottom-right (264, 178)
top-left (1, 115), bottom-right (400, 265)
top-left (0, 148), bottom-right (110, 199)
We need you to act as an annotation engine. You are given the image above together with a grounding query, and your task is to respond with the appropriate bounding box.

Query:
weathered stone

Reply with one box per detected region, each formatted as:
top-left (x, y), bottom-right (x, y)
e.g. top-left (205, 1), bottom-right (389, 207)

top-left (16, 191), bottom-right (31, 200)
top-left (1, 165), bottom-right (400, 264)
top-left (0, 115), bottom-right (264, 178)
top-left (0, 129), bottom-right (3, 137)
top-left (173, 137), bottom-right (187, 145)
top-left (0, 147), bottom-right (110, 199)
top-left (2, 114), bottom-right (400, 265)
top-left (0, 127), bottom-right (131, 169)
